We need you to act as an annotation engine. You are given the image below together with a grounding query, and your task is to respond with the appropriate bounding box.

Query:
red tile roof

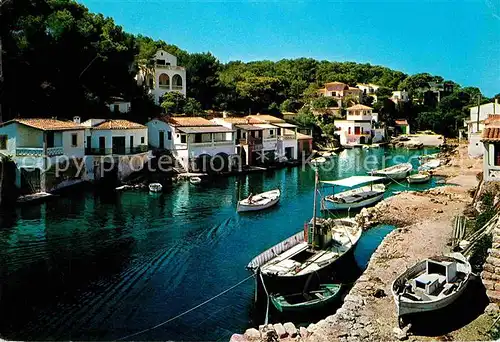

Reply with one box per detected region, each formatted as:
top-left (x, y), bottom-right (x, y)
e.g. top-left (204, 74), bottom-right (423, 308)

top-left (483, 127), bottom-right (500, 141)
top-left (395, 119), bottom-right (409, 126)
top-left (93, 119), bottom-right (145, 130)
top-left (324, 82), bottom-right (349, 91)
top-left (245, 115), bottom-right (285, 124)
top-left (161, 116), bottom-right (215, 127)
top-left (1, 118), bottom-right (84, 131)
top-left (347, 104), bottom-right (373, 110)
top-left (485, 115), bottom-right (500, 125)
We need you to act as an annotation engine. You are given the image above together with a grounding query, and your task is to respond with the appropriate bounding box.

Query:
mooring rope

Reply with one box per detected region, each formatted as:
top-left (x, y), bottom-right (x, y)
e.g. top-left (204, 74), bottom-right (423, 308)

top-left (259, 271), bottom-right (270, 325)
top-left (116, 274), bottom-right (255, 340)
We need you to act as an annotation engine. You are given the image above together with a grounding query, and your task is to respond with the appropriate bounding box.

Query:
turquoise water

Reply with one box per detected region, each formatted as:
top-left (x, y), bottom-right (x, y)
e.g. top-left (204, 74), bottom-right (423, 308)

top-left (0, 148), bottom-right (437, 341)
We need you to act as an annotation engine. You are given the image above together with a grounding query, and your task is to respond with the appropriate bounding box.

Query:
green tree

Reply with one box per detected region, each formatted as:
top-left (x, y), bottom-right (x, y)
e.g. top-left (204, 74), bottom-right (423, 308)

top-left (183, 97), bottom-right (203, 115)
top-left (311, 97), bottom-right (338, 110)
top-left (161, 92), bottom-right (186, 114)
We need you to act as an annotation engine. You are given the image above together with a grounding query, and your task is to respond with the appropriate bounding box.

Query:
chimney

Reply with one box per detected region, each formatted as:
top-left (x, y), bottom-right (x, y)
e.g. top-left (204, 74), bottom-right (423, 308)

top-left (73, 116), bottom-right (81, 124)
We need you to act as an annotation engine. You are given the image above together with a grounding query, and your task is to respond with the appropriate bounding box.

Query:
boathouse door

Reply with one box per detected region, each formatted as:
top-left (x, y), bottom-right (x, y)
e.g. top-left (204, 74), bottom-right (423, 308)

top-left (159, 131), bottom-right (165, 149)
top-left (112, 137), bottom-right (126, 155)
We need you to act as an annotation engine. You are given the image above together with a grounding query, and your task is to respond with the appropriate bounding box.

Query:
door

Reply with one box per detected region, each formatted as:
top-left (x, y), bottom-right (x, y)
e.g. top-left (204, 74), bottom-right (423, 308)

top-left (46, 132), bottom-right (54, 148)
top-left (354, 127), bottom-right (361, 135)
top-left (159, 131), bottom-right (165, 149)
top-left (86, 136), bottom-right (91, 154)
top-left (129, 136), bottom-right (134, 154)
top-left (99, 136), bottom-right (106, 154)
top-left (112, 137), bottom-right (126, 155)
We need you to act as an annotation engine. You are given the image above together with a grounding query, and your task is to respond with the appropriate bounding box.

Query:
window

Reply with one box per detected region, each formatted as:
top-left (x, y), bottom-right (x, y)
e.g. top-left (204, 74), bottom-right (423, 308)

top-left (71, 133), bottom-right (78, 147)
top-left (269, 130), bottom-right (274, 136)
top-left (495, 144), bottom-right (500, 166)
top-left (194, 133), bottom-right (202, 143)
top-left (141, 137), bottom-right (145, 144)
top-left (159, 73), bottom-right (170, 87)
top-left (0, 135), bottom-right (7, 149)
top-left (348, 127), bottom-right (351, 134)
top-left (180, 135), bottom-right (186, 143)
top-left (46, 132), bottom-right (54, 148)
top-left (167, 131), bottom-right (172, 140)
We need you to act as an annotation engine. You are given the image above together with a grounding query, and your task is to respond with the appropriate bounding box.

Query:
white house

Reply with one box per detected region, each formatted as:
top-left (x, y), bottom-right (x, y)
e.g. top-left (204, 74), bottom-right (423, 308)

top-left (482, 117), bottom-right (500, 182)
top-left (318, 82), bottom-right (362, 107)
top-left (467, 99), bottom-right (500, 157)
top-left (136, 50), bottom-right (187, 105)
top-left (357, 83), bottom-right (380, 102)
top-left (334, 104), bottom-right (382, 146)
top-left (107, 97), bottom-right (131, 114)
top-left (0, 118), bottom-right (86, 192)
top-left (391, 90), bottom-right (410, 104)
top-left (82, 119), bottom-right (149, 181)
top-left (147, 116), bottom-right (235, 172)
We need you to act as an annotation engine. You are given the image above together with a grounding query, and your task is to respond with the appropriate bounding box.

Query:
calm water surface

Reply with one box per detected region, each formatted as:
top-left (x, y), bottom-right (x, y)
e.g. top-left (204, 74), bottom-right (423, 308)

top-left (0, 148), bottom-right (438, 341)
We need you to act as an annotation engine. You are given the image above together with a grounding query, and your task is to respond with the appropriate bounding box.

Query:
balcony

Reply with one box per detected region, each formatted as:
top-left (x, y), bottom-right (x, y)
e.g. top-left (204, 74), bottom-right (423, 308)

top-left (159, 84), bottom-right (170, 89)
top-left (16, 146), bottom-right (64, 157)
top-left (155, 65), bottom-right (185, 71)
top-left (279, 134), bottom-right (296, 141)
top-left (239, 137), bottom-right (263, 145)
top-left (191, 140), bottom-right (233, 147)
top-left (346, 114), bottom-right (373, 121)
top-left (171, 85), bottom-right (183, 91)
top-left (85, 145), bottom-right (148, 156)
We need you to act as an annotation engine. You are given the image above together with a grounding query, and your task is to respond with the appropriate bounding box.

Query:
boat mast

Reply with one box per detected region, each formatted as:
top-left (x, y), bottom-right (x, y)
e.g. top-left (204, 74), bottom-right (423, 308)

top-left (311, 168), bottom-right (318, 248)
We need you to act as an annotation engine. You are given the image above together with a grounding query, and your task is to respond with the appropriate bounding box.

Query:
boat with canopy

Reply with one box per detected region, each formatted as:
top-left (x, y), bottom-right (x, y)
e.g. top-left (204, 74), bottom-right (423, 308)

top-left (321, 176), bottom-right (386, 211)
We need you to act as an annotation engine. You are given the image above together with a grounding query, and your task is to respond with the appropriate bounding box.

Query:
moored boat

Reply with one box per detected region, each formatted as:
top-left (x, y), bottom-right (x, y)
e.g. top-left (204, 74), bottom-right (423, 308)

top-left (419, 159), bottom-right (441, 171)
top-left (370, 162), bottom-right (413, 180)
top-left (407, 172), bottom-right (431, 184)
top-left (320, 176), bottom-right (386, 211)
top-left (391, 253), bottom-right (472, 327)
top-left (148, 183), bottom-right (163, 193)
top-left (189, 176), bottom-right (202, 185)
top-left (270, 283), bottom-right (342, 313)
top-left (237, 189), bottom-right (280, 212)
top-left (247, 170), bottom-right (363, 293)
top-left (311, 157), bottom-right (327, 164)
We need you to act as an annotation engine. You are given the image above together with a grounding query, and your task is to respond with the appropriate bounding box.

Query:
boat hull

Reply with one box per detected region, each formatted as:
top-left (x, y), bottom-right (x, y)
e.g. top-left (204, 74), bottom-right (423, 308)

top-left (407, 175), bottom-right (431, 184)
top-left (237, 197), bottom-right (280, 212)
top-left (321, 192), bottom-right (384, 211)
top-left (270, 284), bottom-right (342, 313)
top-left (371, 170), bottom-right (409, 180)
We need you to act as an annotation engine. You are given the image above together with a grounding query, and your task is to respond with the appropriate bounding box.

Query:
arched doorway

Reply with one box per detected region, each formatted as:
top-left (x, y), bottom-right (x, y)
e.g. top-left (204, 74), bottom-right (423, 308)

top-left (360, 136), bottom-right (366, 144)
top-left (172, 74), bottom-right (183, 90)
top-left (212, 152), bottom-right (230, 172)
top-left (159, 73), bottom-right (170, 87)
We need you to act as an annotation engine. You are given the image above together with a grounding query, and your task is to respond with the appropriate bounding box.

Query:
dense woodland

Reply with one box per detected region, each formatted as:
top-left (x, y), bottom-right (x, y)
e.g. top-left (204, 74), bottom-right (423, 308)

top-left (1, 0), bottom-right (497, 137)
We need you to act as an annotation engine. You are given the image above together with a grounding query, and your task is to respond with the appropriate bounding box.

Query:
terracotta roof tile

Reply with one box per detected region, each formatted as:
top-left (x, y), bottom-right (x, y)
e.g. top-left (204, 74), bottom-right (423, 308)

top-left (482, 127), bottom-right (500, 141)
top-left (161, 116), bottom-right (214, 127)
top-left (297, 132), bottom-right (313, 140)
top-left (6, 118), bottom-right (84, 131)
top-left (93, 119), bottom-right (145, 130)
top-left (245, 115), bottom-right (285, 123)
top-left (324, 82), bottom-right (349, 91)
top-left (395, 119), bottom-right (409, 125)
top-left (347, 104), bottom-right (373, 110)
top-left (485, 115), bottom-right (500, 125)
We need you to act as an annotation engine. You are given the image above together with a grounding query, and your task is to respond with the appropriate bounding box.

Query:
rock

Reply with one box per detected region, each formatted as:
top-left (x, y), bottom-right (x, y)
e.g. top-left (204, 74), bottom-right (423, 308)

top-left (325, 315), bottom-right (338, 324)
top-left (358, 328), bottom-right (369, 339)
top-left (485, 302), bottom-right (500, 315)
top-left (230, 333), bottom-right (248, 342)
top-left (263, 329), bottom-right (278, 342)
top-left (283, 322), bottom-right (297, 337)
top-left (393, 327), bottom-right (408, 341)
top-left (273, 323), bottom-right (287, 338)
top-left (244, 328), bottom-right (261, 341)
top-left (299, 327), bottom-right (309, 338)
top-left (361, 207), bottom-right (369, 217)
top-left (373, 288), bottom-right (386, 298)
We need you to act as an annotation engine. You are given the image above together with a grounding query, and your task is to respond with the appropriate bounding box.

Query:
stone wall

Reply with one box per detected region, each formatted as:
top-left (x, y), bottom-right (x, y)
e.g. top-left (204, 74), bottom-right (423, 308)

top-left (481, 224), bottom-right (500, 303)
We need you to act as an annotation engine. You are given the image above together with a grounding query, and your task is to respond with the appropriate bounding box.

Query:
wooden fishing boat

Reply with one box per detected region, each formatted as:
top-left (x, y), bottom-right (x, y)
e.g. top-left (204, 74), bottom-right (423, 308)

top-left (311, 157), bottom-right (327, 164)
top-left (321, 176), bottom-right (386, 211)
top-left (237, 189), bottom-right (280, 212)
top-left (370, 162), bottom-right (413, 180)
top-left (270, 283), bottom-right (342, 313)
top-left (247, 170), bottom-right (363, 293)
top-left (189, 176), bottom-right (202, 185)
top-left (148, 183), bottom-right (163, 193)
top-left (407, 172), bottom-right (431, 184)
top-left (419, 159), bottom-right (441, 171)
top-left (391, 253), bottom-right (472, 327)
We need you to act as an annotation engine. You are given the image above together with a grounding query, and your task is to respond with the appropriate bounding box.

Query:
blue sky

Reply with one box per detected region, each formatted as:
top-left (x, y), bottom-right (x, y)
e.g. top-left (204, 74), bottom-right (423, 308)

top-left (80, 0), bottom-right (499, 96)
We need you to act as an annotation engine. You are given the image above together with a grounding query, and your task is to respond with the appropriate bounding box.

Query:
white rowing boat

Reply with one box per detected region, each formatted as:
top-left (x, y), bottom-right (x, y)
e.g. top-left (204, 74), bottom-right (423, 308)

top-left (407, 172), bottom-right (431, 184)
top-left (311, 157), bottom-right (327, 164)
top-left (419, 159), bottom-right (441, 171)
top-left (189, 176), bottom-right (202, 185)
top-left (148, 183), bottom-right (163, 193)
top-left (320, 176), bottom-right (386, 211)
top-left (392, 253), bottom-right (472, 327)
top-left (237, 189), bottom-right (280, 212)
top-left (370, 163), bottom-right (413, 180)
